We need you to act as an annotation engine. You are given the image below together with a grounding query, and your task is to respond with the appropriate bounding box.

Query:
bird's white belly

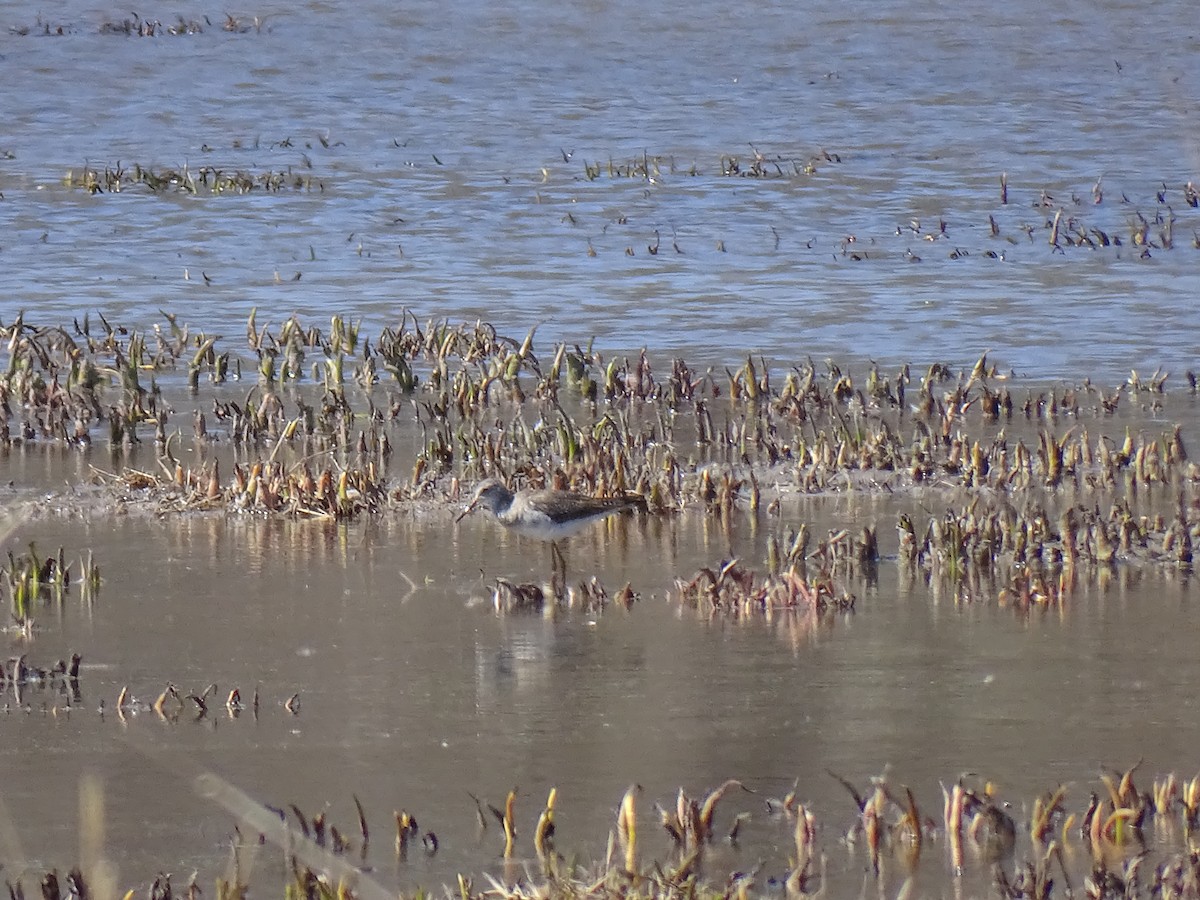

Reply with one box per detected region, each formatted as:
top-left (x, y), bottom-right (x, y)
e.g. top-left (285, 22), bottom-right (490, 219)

top-left (501, 509), bottom-right (599, 541)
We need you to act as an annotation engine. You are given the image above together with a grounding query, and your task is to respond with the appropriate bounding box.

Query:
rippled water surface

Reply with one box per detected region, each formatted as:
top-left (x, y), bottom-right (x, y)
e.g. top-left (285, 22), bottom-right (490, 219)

top-left (2, 0), bottom-right (1200, 895)
top-left (2, 0), bottom-right (1199, 377)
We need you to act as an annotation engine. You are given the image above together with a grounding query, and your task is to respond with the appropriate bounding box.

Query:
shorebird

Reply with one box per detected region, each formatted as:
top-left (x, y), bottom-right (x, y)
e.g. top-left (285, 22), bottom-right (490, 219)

top-left (456, 478), bottom-right (642, 587)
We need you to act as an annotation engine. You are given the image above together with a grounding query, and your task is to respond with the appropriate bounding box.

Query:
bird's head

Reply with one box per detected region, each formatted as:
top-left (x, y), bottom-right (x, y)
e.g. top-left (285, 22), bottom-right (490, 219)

top-left (455, 477), bottom-right (511, 521)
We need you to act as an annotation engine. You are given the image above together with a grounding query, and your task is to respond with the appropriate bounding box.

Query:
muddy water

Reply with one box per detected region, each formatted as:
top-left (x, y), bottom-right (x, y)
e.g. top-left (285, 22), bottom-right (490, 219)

top-left (2, 487), bottom-right (1196, 893)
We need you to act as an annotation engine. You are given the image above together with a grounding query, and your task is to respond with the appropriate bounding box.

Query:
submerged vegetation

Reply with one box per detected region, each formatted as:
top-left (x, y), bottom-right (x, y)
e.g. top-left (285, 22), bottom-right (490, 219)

top-left (0, 308), bottom-right (1194, 664)
top-left (0, 312), bottom-right (1196, 897)
top-left (8, 12), bottom-right (268, 37)
top-left (29, 136), bottom-right (1200, 262)
top-left (0, 309), bottom-right (1194, 644)
top-left (14, 763), bottom-right (1200, 899)
top-left (0, 312), bottom-right (1193, 580)
top-left (2, 543), bottom-right (100, 638)
top-left (63, 163), bottom-right (320, 195)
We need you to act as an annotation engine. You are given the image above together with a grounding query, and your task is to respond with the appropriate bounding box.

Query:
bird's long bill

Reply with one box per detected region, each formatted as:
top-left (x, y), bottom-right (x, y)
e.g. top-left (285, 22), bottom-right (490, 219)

top-left (454, 498), bottom-right (479, 523)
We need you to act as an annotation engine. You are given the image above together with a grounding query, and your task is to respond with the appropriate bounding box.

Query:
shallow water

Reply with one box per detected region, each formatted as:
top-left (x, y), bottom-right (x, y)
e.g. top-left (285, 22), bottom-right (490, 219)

top-left (2, 0), bottom-right (1200, 894)
top-left (1, 0), bottom-right (1198, 379)
top-left (0, 489), bottom-right (1195, 894)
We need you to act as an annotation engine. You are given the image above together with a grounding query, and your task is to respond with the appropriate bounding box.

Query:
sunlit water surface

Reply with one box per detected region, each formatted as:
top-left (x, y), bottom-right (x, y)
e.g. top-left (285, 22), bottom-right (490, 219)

top-left (0, 0), bottom-right (1198, 378)
top-left (1, 0), bottom-right (1199, 894)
